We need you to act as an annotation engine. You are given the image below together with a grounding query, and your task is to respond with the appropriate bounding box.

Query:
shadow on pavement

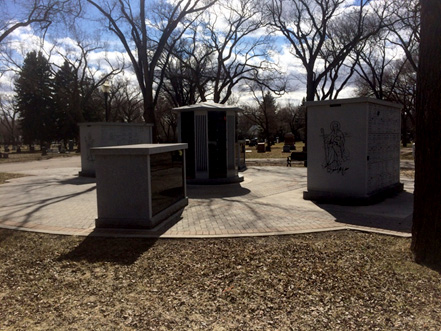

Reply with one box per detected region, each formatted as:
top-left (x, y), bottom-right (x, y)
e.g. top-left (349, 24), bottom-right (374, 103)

top-left (60, 176), bottom-right (96, 185)
top-left (187, 183), bottom-right (251, 199)
top-left (315, 191), bottom-right (414, 234)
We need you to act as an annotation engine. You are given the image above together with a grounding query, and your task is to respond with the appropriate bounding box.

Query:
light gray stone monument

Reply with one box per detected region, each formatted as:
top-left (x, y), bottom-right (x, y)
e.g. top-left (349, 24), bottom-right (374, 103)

top-left (79, 122), bottom-right (153, 177)
top-left (92, 143), bottom-right (188, 229)
top-left (303, 97), bottom-right (403, 204)
top-left (174, 102), bottom-right (243, 184)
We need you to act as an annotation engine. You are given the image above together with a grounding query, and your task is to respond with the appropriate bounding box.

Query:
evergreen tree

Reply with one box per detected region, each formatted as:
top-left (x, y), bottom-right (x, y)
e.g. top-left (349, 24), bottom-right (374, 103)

top-left (53, 61), bottom-right (81, 143)
top-left (14, 51), bottom-right (56, 147)
top-left (81, 79), bottom-right (104, 122)
top-left (260, 92), bottom-right (277, 151)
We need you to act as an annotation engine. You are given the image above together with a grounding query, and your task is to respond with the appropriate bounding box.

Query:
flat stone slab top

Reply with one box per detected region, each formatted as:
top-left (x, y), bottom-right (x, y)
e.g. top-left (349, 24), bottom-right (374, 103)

top-left (91, 143), bottom-right (188, 155)
top-left (173, 101), bottom-right (242, 112)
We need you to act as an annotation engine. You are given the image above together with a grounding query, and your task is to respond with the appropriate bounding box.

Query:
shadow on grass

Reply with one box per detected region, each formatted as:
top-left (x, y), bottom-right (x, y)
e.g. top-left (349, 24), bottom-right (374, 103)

top-left (0, 228), bottom-right (18, 244)
top-left (57, 236), bottom-right (158, 265)
top-left (57, 209), bottom-right (185, 265)
top-left (418, 261), bottom-right (441, 274)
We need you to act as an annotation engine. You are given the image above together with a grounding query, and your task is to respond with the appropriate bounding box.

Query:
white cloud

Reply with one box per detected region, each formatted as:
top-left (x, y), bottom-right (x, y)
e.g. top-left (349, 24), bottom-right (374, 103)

top-left (0, 0), bottom-right (409, 108)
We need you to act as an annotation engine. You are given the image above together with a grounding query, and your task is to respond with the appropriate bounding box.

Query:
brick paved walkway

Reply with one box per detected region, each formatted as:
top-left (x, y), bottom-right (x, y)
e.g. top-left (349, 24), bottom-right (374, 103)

top-left (0, 156), bottom-right (413, 238)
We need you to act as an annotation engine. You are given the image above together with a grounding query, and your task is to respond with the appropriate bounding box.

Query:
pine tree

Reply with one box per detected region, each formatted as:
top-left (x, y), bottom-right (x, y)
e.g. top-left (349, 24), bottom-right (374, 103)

top-left (261, 92), bottom-right (277, 151)
top-left (14, 51), bottom-right (56, 147)
top-left (53, 61), bottom-right (81, 143)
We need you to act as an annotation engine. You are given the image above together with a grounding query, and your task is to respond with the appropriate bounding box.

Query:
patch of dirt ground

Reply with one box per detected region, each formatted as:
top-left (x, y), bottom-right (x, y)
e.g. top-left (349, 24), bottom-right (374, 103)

top-left (0, 229), bottom-right (440, 330)
top-left (0, 173), bottom-right (29, 184)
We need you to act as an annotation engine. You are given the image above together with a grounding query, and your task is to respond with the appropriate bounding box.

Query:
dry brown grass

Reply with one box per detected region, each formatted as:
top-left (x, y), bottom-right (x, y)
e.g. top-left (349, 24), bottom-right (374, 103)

top-left (401, 169), bottom-right (415, 179)
top-left (0, 152), bottom-right (77, 164)
top-left (400, 147), bottom-right (414, 160)
top-left (0, 229), bottom-right (440, 330)
top-left (0, 173), bottom-right (29, 184)
top-left (245, 142), bottom-right (305, 159)
top-left (246, 143), bottom-right (414, 161)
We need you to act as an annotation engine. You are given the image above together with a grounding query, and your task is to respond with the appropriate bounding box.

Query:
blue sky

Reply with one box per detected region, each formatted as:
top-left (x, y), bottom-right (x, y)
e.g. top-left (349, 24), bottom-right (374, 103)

top-left (0, 0), bottom-right (399, 106)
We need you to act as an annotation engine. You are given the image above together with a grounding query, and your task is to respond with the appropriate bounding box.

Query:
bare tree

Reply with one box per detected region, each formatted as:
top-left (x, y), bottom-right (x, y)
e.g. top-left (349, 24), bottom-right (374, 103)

top-left (203, 0), bottom-right (285, 104)
top-left (351, 20), bottom-right (418, 146)
top-left (265, 0), bottom-right (384, 101)
top-left (0, 95), bottom-right (20, 145)
top-left (0, 0), bottom-right (82, 77)
top-left (108, 78), bottom-right (143, 123)
top-left (242, 85), bottom-right (278, 151)
top-left (155, 95), bottom-right (178, 142)
top-left (161, 59), bottom-right (198, 107)
top-left (352, 35), bottom-right (399, 100)
top-left (278, 100), bottom-right (306, 140)
top-left (0, 0), bottom-right (80, 43)
top-left (161, 0), bottom-right (285, 107)
top-left (86, 0), bottom-right (216, 141)
top-left (161, 25), bottom-right (214, 106)
top-left (355, 53), bottom-right (417, 146)
top-left (54, 39), bottom-right (123, 122)
top-left (385, 0), bottom-right (420, 72)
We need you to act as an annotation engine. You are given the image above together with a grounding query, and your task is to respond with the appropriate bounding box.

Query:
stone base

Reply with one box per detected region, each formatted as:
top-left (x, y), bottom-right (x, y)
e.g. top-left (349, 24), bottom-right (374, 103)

top-left (187, 175), bottom-right (244, 185)
top-left (95, 198), bottom-right (188, 229)
top-left (78, 170), bottom-right (95, 178)
top-left (303, 183), bottom-right (404, 205)
top-left (290, 152), bottom-right (306, 161)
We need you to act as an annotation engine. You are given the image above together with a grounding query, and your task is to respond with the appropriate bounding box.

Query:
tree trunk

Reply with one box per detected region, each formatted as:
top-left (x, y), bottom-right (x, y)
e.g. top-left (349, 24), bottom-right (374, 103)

top-left (143, 94), bottom-right (158, 143)
top-left (305, 70), bottom-right (316, 102)
top-left (304, 69), bottom-right (316, 159)
top-left (411, 0), bottom-right (441, 267)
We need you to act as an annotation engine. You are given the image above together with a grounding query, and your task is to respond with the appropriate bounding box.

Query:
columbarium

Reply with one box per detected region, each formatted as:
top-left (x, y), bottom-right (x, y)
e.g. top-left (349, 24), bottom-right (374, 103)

top-left (174, 102), bottom-right (243, 184)
top-left (92, 143), bottom-right (188, 229)
top-left (303, 97), bottom-right (403, 204)
top-left (78, 122), bottom-right (153, 177)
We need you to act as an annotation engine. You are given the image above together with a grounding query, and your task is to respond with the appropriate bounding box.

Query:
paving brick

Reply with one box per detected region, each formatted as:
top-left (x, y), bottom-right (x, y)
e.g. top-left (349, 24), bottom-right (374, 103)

top-left (0, 157), bottom-right (414, 238)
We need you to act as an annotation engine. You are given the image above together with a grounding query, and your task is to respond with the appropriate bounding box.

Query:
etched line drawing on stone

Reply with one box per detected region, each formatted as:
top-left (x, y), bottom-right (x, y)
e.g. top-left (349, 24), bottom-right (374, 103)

top-left (85, 133), bottom-right (95, 162)
top-left (321, 121), bottom-right (350, 175)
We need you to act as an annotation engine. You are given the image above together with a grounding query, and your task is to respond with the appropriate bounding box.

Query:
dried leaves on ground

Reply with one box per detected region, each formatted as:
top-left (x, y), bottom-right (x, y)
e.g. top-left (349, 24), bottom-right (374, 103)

top-left (0, 173), bottom-right (29, 184)
top-left (0, 229), bottom-right (440, 330)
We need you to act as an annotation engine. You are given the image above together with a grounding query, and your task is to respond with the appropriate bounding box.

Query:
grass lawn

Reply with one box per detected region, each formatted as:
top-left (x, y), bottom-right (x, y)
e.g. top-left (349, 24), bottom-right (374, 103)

top-left (400, 146), bottom-right (414, 160)
top-left (245, 142), bottom-right (305, 159)
top-left (0, 229), bottom-right (440, 329)
top-left (0, 140), bottom-right (421, 328)
top-left (246, 142), bottom-right (414, 160)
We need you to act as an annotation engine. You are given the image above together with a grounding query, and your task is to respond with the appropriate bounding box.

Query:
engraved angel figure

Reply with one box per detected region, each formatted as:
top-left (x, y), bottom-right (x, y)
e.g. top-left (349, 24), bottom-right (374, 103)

top-left (321, 121), bottom-right (349, 175)
top-left (85, 133), bottom-right (95, 162)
